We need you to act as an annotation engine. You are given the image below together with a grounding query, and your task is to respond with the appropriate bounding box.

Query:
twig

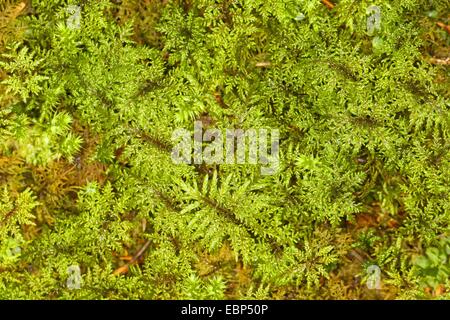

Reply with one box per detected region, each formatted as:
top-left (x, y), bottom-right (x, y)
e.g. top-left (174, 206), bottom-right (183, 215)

top-left (113, 239), bottom-right (152, 275)
top-left (321, 0), bottom-right (335, 10)
top-left (255, 61), bottom-right (271, 68)
top-left (129, 239), bottom-right (152, 264)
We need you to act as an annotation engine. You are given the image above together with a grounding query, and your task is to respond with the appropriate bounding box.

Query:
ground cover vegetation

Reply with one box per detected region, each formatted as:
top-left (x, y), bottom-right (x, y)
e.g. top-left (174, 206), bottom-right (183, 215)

top-left (0, 0), bottom-right (449, 299)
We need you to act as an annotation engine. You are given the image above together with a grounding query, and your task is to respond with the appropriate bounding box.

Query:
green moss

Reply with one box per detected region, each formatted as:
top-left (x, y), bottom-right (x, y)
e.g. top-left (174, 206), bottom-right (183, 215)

top-left (0, 0), bottom-right (449, 299)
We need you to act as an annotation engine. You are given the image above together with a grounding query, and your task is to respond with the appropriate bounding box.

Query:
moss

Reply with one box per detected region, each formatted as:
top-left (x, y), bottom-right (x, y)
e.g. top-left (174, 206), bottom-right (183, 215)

top-left (0, 0), bottom-right (449, 299)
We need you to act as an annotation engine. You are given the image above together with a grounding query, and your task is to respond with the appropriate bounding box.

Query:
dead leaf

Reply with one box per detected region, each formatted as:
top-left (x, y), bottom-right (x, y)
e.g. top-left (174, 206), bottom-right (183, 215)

top-left (434, 284), bottom-right (445, 297)
top-left (113, 265), bottom-right (129, 275)
top-left (437, 22), bottom-right (450, 34)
